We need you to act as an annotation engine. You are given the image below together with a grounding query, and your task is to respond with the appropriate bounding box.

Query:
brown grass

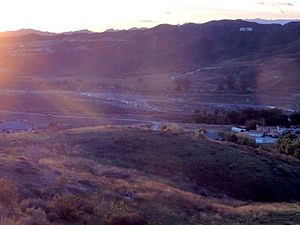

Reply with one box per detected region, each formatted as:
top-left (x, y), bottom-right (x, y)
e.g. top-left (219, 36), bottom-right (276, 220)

top-left (0, 126), bottom-right (298, 224)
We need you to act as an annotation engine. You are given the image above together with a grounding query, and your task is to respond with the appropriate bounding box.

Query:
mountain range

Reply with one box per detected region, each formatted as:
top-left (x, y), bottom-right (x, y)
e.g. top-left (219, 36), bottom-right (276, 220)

top-left (0, 19), bottom-right (299, 100)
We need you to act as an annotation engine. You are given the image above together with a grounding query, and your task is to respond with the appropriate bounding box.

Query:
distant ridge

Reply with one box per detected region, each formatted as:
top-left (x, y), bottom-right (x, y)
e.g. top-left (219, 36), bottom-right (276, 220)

top-left (0, 29), bottom-right (56, 37)
top-left (1, 19), bottom-right (300, 37)
top-left (0, 28), bottom-right (94, 37)
top-left (245, 18), bottom-right (300, 25)
top-left (62, 29), bottom-right (94, 35)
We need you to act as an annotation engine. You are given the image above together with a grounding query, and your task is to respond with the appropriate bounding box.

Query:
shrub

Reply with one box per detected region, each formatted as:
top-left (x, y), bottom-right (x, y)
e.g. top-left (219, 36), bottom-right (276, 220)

top-left (237, 135), bottom-right (257, 148)
top-left (197, 127), bottom-right (208, 134)
top-left (165, 123), bottom-right (185, 134)
top-left (48, 194), bottom-right (88, 223)
top-left (275, 134), bottom-right (300, 159)
top-left (290, 113), bottom-right (300, 125)
top-left (175, 78), bottom-right (191, 91)
top-left (218, 131), bottom-right (257, 147)
top-left (0, 179), bottom-right (18, 208)
top-left (105, 213), bottom-right (147, 225)
top-left (0, 204), bottom-right (13, 224)
top-left (20, 198), bottom-right (48, 213)
top-left (225, 132), bottom-right (238, 143)
top-left (245, 119), bottom-right (264, 131)
top-left (217, 131), bottom-right (225, 139)
top-left (55, 174), bottom-right (70, 193)
top-left (159, 125), bottom-right (167, 132)
top-left (0, 217), bottom-right (21, 225)
top-left (23, 208), bottom-right (51, 225)
top-left (192, 107), bottom-right (292, 127)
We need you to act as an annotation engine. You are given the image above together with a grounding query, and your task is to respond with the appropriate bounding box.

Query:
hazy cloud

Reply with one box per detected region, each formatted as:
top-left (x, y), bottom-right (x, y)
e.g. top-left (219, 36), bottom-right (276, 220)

top-left (139, 20), bottom-right (156, 23)
top-left (257, 1), bottom-right (295, 7)
top-left (276, 2), bottom-right (294, 6)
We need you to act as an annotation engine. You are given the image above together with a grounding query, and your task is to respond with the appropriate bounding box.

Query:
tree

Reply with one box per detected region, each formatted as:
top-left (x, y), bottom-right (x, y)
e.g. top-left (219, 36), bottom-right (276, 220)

top-left (275, 134), bottom-right (300, 159)
top-left (290, 113), bottom-right (300, 125)
top-left (175, 78), bottom-right (191, 91)
top-left (225, 74), bottom-right (236, 90)
top-left (245, 119), bottom-right (264, 131)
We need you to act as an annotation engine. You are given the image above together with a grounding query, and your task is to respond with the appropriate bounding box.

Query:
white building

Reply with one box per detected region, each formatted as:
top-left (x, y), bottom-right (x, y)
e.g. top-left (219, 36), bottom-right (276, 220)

top-left (232, 127), bottom-right (246, 133)
top-left (240, 27), bottom-right (254, 32)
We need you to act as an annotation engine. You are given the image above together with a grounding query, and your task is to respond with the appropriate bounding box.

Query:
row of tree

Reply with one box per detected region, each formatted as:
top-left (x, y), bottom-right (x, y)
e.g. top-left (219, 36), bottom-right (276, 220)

top-left (193, 108), bottom-right (300, 128)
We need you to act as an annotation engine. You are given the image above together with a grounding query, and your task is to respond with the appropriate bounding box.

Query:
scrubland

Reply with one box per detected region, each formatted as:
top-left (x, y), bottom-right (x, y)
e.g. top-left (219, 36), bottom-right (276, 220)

top-left (0, 126), bottom-right (299, 224)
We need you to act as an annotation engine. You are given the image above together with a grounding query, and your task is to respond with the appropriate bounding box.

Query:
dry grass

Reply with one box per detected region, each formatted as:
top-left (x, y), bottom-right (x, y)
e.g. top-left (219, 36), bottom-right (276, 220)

top-left (0, 126), bottom-right (298, 224)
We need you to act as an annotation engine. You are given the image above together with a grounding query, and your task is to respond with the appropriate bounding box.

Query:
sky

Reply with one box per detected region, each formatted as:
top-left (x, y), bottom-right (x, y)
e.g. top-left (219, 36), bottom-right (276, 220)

top-left (0, 0), bottom-right (299, 32)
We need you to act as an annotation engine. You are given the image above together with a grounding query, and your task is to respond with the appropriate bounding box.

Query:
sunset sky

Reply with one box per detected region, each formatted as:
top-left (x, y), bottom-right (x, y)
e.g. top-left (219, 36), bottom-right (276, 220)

top-left (0, 0), bottom-right (299, 32)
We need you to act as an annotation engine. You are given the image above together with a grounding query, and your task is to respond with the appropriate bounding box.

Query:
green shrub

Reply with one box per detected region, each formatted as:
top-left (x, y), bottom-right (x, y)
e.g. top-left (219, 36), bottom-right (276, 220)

top-left (237, 135), bottom-right (257, 148)
top-left (48, 194), bottom-right (88, 223)
top-left (0, 217), bottom-right (22, 225)
top-left (217, 131), bottom-right (225, 139)
top-left (20, 198), bottom-right (48, 213)
top-left (197, 127), bottom-right (208, 134)
top-left (275, 134), bottom-right (300, 159)
top-left (105, 213), bottom-right (147, 225)
top-left (245, 119), bottom-right (264, 131)
top-left (23, 208), bottom-right (51, 225)
top-left (166, 123), bottom-right (185, 134)
top-left (55, 173), bottom-right (70, 193)
top-left (0, 179), bottom-right (18, 208)
top-left (225, 132), bottom-right (238, 143)
top-left (159, 125), bottom-right (167, 131)
top-left (218, 131), bottom-right (257, 147)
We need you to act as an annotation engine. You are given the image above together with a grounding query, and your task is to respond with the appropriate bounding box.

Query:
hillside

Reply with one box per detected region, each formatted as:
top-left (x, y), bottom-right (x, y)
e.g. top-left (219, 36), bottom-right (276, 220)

top-left (0, 20), bottom-right (299, 126)
top-left (0, 126), bottom-right (299, 224)
top-left (0, 20), bottom-right (299, 78)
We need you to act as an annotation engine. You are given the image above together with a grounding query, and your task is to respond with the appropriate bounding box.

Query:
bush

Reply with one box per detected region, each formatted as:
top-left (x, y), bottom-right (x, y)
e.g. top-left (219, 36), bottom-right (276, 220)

top-left (290, 113), bottom-right (300, 125)
top-left (192, 107), bottom-right (291, 127)
top-left (275, 134), bottom-right (300, 159)
top-left (55, 173), bottom-right (70, 193)
top-left (159, 125), bottom-right (167, 131)
top-left (23, 208), bottom-right (51, 225)
top-left (105, 213), bottom-right (147, 225)
top-left (0, 179), bottom-right (18, 208)
top-left (225, 132), bottom-right (238, 143)
top-left (20, 198), bottom-right (48, 213)
top-left (165, 123), bottom-right (185, 134)
top-left (197, 127), bottom-right (208, 134)
top-left (48, 194), bottom-right (88, 223)
top-left (0, 217), bottom-right (21, 225)
top-left (218, 131), bottom-right (257, 147)
top-left (236, 135), bottom-right (257, 148)
top-left (245, 119), bottom-right (264, 131)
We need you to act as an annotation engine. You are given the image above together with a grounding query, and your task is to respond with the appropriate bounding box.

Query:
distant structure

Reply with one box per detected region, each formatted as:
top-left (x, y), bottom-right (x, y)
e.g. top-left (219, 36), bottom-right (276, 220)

top-left (232, 127), bottom-right (246, 133)
top-left (239, 27), bottom-right (254, 32)
top-left (0, 121), bottom-right (32, 134)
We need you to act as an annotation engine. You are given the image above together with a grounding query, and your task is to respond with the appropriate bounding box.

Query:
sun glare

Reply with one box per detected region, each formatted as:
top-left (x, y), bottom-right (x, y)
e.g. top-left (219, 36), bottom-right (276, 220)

top-left (0, 0), bottom-right (299, 32)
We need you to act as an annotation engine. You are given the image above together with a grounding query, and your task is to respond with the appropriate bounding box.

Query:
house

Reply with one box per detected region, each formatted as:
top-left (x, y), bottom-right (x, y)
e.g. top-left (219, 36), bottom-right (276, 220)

top-left (232, 127), bottom-right (246, 133)
top-left (256, 125), bottom-right (281, 136)
top-left (240, 27), bottom-right (254, 32)
top-left (0, 121), bottom-right (32, 134)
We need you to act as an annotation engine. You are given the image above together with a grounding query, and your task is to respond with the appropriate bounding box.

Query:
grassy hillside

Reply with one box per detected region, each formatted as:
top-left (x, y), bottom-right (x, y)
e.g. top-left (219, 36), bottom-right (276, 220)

top-left (0, 126), bottom-right (299, 224)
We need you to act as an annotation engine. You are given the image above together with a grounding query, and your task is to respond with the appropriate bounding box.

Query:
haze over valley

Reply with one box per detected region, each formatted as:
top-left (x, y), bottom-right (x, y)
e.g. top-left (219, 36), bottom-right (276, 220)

top-left (0, 19), bottom-right (299, 128)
